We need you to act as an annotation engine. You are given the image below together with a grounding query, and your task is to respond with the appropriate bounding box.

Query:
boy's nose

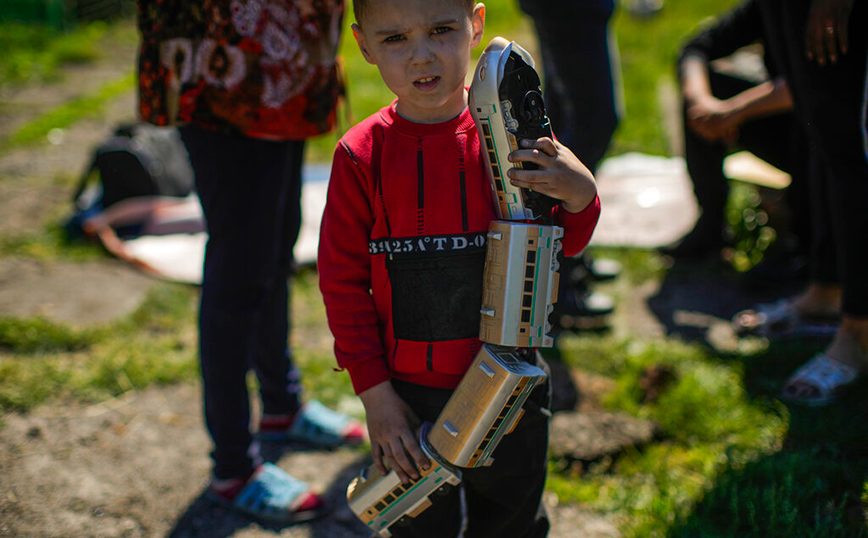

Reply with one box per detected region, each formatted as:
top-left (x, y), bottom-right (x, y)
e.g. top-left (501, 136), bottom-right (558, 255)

top-left (410, 39), bottom-right (436, 64)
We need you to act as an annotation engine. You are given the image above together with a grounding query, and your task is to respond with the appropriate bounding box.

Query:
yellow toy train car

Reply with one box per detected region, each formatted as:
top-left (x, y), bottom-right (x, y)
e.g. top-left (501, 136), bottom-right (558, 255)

top-left (479, 220), bottom-right (563, 348)
top-left (427, 344), bottom-right (547, 468)
top-left (346, 425), bottom-right (462, 537)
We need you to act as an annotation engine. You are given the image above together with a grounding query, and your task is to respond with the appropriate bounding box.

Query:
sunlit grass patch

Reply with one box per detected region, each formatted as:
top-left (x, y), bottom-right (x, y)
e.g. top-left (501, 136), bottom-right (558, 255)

top-left (0, 21), bottom-right (105, 86)
top-left (0, 316), bottom-right (95, 354)
top-left (0, 223), bottom-right (110, 261)
top-left (0, 71), bottom-right (134, 153)
top-left (552, 337), bottom-right (788, 538)
top-left (0, 282), bottom-right (198, 413)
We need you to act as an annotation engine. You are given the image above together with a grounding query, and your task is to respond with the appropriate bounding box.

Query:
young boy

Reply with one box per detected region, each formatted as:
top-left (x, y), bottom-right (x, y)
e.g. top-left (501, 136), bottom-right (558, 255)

top-left (318, 1), bottom-right (600, 536)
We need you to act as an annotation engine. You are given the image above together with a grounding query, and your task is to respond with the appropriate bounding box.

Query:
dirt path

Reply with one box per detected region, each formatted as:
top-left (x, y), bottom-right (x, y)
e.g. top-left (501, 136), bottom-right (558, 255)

top-left (0, 383), bottom-right (624, 538)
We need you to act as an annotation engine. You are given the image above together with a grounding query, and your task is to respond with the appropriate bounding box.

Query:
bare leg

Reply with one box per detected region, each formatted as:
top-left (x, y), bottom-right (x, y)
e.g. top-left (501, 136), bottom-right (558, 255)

top-left (789, 283), bottom-right (842, 318)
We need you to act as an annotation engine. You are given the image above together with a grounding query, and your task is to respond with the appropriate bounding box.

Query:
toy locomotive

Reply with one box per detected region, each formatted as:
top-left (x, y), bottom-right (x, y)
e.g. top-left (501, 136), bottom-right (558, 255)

top-left (469, 36), bottom-right (559, 222)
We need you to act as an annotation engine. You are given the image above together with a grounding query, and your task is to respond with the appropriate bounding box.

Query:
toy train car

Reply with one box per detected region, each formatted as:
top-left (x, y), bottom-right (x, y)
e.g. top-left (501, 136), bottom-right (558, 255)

top-left (346, 425), bottom-right (462, 537)
top-left (469, 36), bottom-right (558, 222)
top-left (427, 344), bottom-right (547, 468)
top-left (479, 220), bottom-right (563, 348)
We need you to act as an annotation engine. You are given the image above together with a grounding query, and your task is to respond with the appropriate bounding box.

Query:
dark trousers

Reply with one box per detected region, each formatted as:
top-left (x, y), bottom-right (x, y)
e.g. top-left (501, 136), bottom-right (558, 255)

top-left (530, 1), bottom-right (620, 322)
top-left (530, 0), bottom-right (619, 174)
top-left (180, 125), bottom-right (304, 480)
top-left (390, 354), bottom-right (552, 538)
top-left (759, 0), bottom-right (868, 316)
top-left (682, 69), bottom-right (812, 249)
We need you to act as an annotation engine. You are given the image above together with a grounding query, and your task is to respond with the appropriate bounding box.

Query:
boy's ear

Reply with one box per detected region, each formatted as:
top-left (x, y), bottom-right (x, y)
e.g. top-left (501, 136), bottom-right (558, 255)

top-left (470, 3), bottom-right (486, 49)
top-left (352, 23), bottom-right (376, 65)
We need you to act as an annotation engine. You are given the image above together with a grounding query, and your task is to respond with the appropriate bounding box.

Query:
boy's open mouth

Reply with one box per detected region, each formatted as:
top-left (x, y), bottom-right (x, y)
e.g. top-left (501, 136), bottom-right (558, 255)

top-left (414, 76), bottom-right (440, 90)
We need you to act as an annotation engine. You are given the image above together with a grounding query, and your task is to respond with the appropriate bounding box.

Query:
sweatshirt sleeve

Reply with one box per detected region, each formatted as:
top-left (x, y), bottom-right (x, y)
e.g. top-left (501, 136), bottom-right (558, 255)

top-left (554, 193), bottom-right (601, 257)
top-left (318, 140), bottom-right (391, 395)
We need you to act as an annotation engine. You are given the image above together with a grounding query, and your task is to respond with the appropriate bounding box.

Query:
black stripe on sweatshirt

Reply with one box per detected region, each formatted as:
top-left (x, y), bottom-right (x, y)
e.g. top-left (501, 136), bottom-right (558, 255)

top-left (458, 133), bottom-right (468, 231)
top-left (416, 140), bottom-right (424, 235)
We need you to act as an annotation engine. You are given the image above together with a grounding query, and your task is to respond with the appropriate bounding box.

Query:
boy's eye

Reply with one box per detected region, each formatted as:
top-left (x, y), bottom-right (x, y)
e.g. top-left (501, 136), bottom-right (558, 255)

top-left (383, 34), bottom-right (404, 43)
top-left (431, 26), bottom-right (453, 35)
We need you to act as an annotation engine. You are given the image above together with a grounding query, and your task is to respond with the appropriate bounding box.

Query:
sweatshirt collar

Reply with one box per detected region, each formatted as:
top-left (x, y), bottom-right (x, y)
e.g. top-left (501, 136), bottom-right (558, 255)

top-left (380, 98), bottom-right (477, 137)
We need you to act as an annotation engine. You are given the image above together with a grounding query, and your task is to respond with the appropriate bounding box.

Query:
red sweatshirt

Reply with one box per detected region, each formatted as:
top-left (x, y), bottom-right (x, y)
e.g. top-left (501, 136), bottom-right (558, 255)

top-left (318, 102), bottom-right (600, 395)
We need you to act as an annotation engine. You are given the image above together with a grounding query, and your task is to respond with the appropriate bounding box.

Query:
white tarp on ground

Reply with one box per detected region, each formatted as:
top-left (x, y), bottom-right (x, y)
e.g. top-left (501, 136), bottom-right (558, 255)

top-left (82, 164), bottom-right (331, 285)
top-left (590, 152), bottom-right (698, 248)
top-left (87, 154), bottom-right (714, 284)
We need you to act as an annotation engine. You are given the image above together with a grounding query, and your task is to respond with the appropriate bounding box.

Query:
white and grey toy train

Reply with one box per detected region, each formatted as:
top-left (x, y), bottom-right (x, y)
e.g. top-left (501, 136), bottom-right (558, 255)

top-left (469, 36), bottom-right (559, 222)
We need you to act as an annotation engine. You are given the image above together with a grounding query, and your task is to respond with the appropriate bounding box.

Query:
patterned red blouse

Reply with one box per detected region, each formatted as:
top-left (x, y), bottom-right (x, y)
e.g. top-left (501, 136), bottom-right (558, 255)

top-left (137, 0), bottom-right (345, 141)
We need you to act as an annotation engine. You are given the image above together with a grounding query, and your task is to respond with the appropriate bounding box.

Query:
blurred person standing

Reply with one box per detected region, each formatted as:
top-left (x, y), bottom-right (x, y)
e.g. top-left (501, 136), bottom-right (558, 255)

top-left (519, 0), bottom-right (623, 335)
top-left (734, 0), bottom-right (868, 406)
top-left (668, 0), bottom-right (812, 291)
top-left (136, 0), bottom-right (366, 525)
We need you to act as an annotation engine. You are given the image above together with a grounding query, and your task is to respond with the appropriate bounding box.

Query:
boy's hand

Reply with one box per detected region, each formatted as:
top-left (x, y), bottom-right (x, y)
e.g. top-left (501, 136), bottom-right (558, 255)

top-left (358, 381), bottom-right (431, 483)
top-left (507, 137), bottom-right (597, 214)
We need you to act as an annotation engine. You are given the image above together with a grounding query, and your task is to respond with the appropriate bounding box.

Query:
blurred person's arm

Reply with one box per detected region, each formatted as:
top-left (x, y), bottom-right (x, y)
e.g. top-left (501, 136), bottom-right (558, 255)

top-left (677, 0), bottom-right (786, 144)
top-left (682, 56), bottom-right (792, 143)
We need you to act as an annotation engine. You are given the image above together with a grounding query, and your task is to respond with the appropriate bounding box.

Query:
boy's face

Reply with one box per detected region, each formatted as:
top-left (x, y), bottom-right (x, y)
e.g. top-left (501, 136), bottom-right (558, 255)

top-left (353, 0), bottom-right (485, 124)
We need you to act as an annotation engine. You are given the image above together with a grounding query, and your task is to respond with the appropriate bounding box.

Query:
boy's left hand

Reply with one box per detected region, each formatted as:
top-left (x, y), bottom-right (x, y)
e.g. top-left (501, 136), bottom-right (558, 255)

top-left (507, 138), bottom-right (597, 214)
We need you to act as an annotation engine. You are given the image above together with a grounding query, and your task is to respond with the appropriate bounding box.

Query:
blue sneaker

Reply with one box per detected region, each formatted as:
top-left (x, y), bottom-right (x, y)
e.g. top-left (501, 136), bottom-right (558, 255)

top-left (207, 463), bottom-right (328, 525)
top-left (258, 400), bottom-right (367, 448)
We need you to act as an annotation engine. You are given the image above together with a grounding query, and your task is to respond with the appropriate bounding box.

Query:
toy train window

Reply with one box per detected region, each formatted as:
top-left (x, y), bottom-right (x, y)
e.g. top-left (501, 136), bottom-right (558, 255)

top-left (469, 379), bottom-right (529, 462)
top-left (363, 472), bottom-right (426, 520)
top-left (521, 237), bottom-right (541, 326)
top-left (480, 120), bottom-right (508, 196)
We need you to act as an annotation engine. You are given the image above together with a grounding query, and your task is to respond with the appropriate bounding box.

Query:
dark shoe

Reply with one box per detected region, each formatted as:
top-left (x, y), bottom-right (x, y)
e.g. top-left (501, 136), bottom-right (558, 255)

top-left (579, 254), bottom-right (622, 282)
top-left (546, 357), bottom-right (580, 413)
top-left (561, 254), bottom-right (622, 286)
top-left (627, 0), bottom-right (663, 17)
top-left (554, 286), bottom-right (615, 331)
top-left (739, 247), bottom-right (809, 291)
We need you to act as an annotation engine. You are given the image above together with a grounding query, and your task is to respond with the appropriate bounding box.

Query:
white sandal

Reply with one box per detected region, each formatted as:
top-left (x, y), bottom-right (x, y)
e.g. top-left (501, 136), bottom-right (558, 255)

top-left (781, 353), bottom-right (859, 407)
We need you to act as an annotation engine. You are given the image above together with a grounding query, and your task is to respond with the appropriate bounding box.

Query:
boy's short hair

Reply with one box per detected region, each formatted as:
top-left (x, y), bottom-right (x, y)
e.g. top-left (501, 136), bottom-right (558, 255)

top-left (353, 0), bottom-right (476, 25)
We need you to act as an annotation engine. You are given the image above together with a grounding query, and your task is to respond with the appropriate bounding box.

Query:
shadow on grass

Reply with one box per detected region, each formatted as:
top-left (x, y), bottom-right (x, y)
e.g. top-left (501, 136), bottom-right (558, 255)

top-left (667, 363), bottom-right (868, 538)
top-left (641, 255), bottom-right (867, 537)
top-left (645, 255), bottom-right (804, 345)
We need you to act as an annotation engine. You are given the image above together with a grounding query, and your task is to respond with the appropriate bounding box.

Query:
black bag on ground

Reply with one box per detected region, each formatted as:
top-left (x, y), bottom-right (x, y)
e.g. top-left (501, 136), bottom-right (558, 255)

top-left (72, 122), bottom-right (194, 211)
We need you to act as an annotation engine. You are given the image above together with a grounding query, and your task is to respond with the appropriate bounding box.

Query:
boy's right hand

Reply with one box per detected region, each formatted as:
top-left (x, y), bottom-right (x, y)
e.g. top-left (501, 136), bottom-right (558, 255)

top-left (358, 381), bottom-right (431, 483)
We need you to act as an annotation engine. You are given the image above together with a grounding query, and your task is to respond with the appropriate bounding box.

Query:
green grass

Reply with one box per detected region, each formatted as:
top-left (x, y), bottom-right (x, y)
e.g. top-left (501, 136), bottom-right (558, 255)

top-left (0, 71), bottom-right (134, 154)
top-left (0, 19), bottom-right (137, 156)
top-left (2, 3), bottom-right (867, 537)
top-left (550, 335), bottom-right (790, 537)
top-left (0, 21), bottom-right (107, 87)
top-left (0, 222), bottom-right (108, 260)
top-left (0, 282), bottom-right (199, 412)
